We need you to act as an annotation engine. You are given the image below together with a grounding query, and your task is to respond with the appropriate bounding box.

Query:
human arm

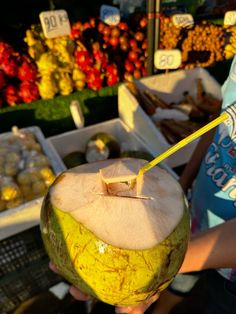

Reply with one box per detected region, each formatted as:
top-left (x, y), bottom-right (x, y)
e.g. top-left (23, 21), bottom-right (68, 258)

top-left (117, 217), bottom-right (236, 313)
top-left (179, 217), bottom-right (236, 273)
top-left (140, 218), bottom-right (236, 314)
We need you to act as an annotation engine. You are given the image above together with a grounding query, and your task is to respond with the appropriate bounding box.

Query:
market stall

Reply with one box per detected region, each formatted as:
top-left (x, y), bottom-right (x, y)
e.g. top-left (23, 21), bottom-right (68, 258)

top-left (0, 1), bottom-right (236, 313)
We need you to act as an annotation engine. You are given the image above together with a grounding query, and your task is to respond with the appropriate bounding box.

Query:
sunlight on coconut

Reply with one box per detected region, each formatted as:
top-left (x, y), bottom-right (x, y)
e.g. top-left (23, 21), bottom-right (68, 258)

top-left (40, 158), bottom-right (190, 306)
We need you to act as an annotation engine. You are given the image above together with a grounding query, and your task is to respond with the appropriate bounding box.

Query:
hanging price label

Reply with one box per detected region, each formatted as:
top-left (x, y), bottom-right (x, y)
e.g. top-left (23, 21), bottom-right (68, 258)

top-left (224, 11), bottom-right (236, 26)
top-left (100, 5), bottom-right (120, 26)
top-left (172, 14), bottom-right (194, 28)
top-left (39, 10), bottom-right (71, 38)
top-left (154, 49), bottom-right (182, 70)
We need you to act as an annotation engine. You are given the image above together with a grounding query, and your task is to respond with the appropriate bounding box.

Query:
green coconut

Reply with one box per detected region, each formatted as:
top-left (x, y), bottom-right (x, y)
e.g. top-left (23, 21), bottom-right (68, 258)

top-left (40, 158), bottom-right (190, 306)
top-left (85, 132), bottom-right (120, 163)
top-left (63, 151), bottom-right (86, 168)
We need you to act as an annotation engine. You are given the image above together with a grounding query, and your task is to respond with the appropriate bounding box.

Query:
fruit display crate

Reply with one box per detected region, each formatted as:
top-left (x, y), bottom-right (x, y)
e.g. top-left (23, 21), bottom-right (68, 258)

top-left (47, 118), bottom-right (177, 179)
top-left (0, 126), bottom-right (66, 241)
top-left (118, 67), bottom-right (222, 168)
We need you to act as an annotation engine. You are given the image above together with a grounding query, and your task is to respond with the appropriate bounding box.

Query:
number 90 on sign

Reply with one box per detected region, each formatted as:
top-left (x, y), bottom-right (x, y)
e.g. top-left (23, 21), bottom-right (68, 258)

top-left (39, 10), bottom-right (71, 38)
top-left (154, 49), bottom-right (182, 70)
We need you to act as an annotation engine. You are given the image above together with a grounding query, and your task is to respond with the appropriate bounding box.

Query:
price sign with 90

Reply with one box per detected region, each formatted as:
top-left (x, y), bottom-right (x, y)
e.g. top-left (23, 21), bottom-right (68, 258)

top-left (39, 10), bottom-right (71, 39)
top-left (154, 50), bottom-right (182, 70)
top-left (100, 5), bottom-right (120, 26)
top-left (224, 11), bottom-right (236, 26)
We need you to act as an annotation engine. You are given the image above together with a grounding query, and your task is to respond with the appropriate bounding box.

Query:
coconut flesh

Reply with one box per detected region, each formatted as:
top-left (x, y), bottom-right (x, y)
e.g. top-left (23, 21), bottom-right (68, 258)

top-left (40, 158), bottom-right (190, 306)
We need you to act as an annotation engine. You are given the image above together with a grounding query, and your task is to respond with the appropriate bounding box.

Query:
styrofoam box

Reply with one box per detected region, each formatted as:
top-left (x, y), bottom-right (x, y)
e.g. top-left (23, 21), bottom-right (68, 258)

top-left (118, 68), bottom-right (222, 168)
top-left (48, 118), bottom-right (177, 178)
top-left (0, 126), bottom-right (66, 241)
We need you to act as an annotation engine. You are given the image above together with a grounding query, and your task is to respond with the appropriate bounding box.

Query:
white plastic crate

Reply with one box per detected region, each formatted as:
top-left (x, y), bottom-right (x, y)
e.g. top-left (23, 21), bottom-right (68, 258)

top-left (48, 118), bottom-right (177, 179)
top-left (0, 126), bottom-right (66, 241)
top-left (118, 68), bottom-right (222, 168)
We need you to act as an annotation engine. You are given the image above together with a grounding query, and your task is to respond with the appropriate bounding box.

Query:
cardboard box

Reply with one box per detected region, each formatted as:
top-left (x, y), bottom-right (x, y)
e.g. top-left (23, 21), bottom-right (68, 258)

top-left (0, 126), bottom-right (66, 240)
top-left (118, 68), bottom-right (222, 168)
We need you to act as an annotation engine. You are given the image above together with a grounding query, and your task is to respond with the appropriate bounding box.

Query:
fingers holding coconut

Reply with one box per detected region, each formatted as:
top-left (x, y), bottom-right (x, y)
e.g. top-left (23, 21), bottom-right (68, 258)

top-left (115, 292), bottom-right (159, 314)
top-left (49, 262), bottom-right (93, 301)
top-left (69, 286), bottom-right (90, 301)
top-left (49, 261), bottom-right (61, 274)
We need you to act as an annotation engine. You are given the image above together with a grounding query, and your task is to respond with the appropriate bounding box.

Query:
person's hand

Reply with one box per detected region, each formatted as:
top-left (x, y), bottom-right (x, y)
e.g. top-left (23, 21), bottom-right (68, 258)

top-left (49, 262), bottom-right (90, 301)
top-left (49, 262), bottom-right (159, 313)
top-left (65, 285), bottom-right (159, 314)
top-left (115, 293), bottom-right (159, 314)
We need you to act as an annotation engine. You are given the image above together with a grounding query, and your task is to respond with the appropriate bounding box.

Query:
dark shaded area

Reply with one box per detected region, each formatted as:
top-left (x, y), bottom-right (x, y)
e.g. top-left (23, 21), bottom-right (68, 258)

top-left (170, 276), bottom-right (208, 314)
top-left (0, 89), bottom-right (118, 137)
top-left (10, 276), bottom-right (208, 314)
top-left (84, 95), bottom-right (118, 127)
top-left (0, 226), bottom-right (62, 314)
top-left (0, 0), bottom-right (114, 50)
top-left (10, 292), bottom-right (87, 314)
top-left (206, 59), bottom-right (232, 85)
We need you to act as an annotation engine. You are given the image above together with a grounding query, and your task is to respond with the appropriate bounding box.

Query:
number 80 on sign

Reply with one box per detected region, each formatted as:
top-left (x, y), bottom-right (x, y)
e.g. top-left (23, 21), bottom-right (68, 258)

top-left (154, 49), bottom-right (182, 70)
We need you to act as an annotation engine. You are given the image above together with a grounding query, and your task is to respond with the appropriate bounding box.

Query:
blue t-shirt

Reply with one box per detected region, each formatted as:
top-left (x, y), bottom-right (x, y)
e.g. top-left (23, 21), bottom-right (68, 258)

top-left (191, 56), bottom-right (236, 281)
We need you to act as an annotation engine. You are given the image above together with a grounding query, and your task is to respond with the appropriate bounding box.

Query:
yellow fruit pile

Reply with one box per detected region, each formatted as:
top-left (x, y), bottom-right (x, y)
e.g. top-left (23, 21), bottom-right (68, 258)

top-left (159, 17), bottom-right (236, 69)
top-left (181, 21), bottom-right (225, 68)
top-left (160, 16), bottom-right (182, 50)
top-left (0, 128), bottom-right (56, 212)
top-left (24, 25), bottom-right (77, 99)
top-left (224, 26), bottom-right (236, 60)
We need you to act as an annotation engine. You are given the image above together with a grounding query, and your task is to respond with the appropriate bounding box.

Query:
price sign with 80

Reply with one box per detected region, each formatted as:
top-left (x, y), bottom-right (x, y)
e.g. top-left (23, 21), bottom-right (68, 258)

top-left (154, 50), bottom-right (182, 70)
top-left (39, 10), bottom-right (71, 39)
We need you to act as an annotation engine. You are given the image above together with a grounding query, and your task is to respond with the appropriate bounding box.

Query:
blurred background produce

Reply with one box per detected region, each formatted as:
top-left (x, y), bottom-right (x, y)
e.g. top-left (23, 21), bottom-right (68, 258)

top-left (0, 127), bottom-right (55, 212)
top-left (0, 7), bottom-right (235, 106)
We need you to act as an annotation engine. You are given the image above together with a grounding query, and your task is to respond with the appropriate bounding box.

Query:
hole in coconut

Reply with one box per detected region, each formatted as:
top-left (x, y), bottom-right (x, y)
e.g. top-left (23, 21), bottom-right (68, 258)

top-left (99, 167), bottom-right (137, 196)
top-left (106, 179), bottom-right (136, 196)
top-left (98, 159), bottom-right (153, 198)
top-left (99, 173), bottom-right (152, 199)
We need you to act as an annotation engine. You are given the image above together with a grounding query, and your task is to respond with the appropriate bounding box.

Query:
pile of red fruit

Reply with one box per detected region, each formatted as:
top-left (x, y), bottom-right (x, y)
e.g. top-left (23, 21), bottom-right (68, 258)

top-left (0, 42), bottom-right (40, 107)
top-left (71, 16), bottom-right (148, 86)
top-left (74, 48), bottom-right (118, 91)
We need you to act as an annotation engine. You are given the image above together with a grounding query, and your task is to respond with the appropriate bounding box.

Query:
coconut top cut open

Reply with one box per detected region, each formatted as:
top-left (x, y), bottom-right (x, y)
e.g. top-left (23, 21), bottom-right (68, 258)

top-left (50, 158), bottom-right (185, 250)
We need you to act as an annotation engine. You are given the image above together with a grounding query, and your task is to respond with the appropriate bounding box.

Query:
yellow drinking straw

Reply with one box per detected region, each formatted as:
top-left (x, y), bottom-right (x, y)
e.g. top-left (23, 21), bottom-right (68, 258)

top-left (138, 112), bottom-right (229, 177)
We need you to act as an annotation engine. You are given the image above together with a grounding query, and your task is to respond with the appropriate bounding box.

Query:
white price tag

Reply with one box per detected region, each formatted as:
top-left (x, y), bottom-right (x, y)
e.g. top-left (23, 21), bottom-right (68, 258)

top-left (39, 10), bottom-right (71, 39)
top-left (154, 49), bottom-right (182, 70)
top-left (172, 14), bottom-right (194, 28)
top-left (224, 11), bottom-right (236, 26)
top-left (100, 5), bottom-right (120, 26)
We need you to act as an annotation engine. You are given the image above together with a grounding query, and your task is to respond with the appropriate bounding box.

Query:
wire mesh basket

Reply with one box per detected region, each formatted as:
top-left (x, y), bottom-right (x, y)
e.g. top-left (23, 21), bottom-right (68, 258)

top-left (0, 226), bottom-right (61, 314)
